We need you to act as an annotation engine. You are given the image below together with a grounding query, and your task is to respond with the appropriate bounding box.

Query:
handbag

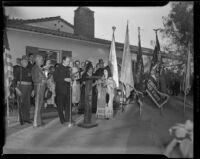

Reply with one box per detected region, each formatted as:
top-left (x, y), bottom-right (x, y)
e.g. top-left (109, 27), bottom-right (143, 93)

top-left (44, 88), bottom-right (52, 100)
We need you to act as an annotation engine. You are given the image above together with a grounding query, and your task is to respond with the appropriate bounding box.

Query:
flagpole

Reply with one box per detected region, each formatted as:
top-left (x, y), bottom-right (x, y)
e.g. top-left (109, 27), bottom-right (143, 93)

top-left (183, 42), bottom-right (190, 114)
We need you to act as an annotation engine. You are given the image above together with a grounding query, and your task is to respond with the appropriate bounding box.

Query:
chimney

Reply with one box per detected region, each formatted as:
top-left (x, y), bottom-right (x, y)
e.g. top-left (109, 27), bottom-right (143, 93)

top-left (74, 7), bottom-right (95, 38)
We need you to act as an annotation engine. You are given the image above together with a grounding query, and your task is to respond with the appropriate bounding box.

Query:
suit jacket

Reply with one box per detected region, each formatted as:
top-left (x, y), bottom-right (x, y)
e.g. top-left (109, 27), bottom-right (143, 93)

top-left (53, 64), bottom-right (70, 94)
top-left (31, 64), bottom-right (47, 84)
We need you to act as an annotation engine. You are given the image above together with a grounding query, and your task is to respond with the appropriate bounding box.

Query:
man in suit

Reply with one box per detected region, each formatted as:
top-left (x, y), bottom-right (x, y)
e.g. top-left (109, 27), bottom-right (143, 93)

top-left (31, 55), bottom-right (47, 127)
top-left (53, 56), bottom-right (72, 124)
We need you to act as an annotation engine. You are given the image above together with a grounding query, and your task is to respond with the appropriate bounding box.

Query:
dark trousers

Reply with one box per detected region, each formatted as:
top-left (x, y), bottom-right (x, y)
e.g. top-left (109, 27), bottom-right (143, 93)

top-left (33, 83), bottom-right (46, 127)
top-left (92, 86), bottom-right (97, 113)
top-left (17, 84), bottom-right (32, 123)
top-left (56, 88), bottom-right (70, 123)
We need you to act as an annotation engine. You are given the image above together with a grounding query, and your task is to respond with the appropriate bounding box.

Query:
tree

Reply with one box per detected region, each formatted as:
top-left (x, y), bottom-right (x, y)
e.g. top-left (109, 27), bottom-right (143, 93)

top-left (160, 2), bottom-right (193, 56)
top-left (160, 2), bottom-right (193, 73)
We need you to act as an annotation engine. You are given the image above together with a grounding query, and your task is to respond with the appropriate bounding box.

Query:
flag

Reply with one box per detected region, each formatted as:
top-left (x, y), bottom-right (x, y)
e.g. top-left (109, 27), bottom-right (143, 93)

top-left (136, 27), bottom-right (144, 87)
top-left (150, 31), bottom-right (160, 73)
top-left (4, 17), bottom-right (13, 102)
top-left (108, 27), bottom-right (119, 88)
top-left (184, 43), bottom-right (191, 95)
top-left (146, 31), bottom-right (169, 108)
top-left (120, 22), bottom-right (134, 98)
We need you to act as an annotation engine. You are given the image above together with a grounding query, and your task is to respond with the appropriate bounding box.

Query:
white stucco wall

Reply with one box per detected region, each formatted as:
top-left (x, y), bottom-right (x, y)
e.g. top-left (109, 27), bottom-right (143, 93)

top-left (26, 20), bottom-right (74, 33)
top-left (7, 28), bottom-right (124, 65)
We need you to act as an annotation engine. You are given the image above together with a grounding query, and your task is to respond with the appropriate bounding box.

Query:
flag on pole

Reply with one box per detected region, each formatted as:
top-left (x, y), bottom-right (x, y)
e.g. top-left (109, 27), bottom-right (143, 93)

top-left (108, 26), bottom-right (119, 88)
top-left (146, 31), bottom-right (169, 108)
top-left (4, 17), bottom-right (13, 102)
top-left (150, 31), bottom-right (160, 73)
top-left (120, 22), bottom-right (134, 98)
top-left (136, 27), bottom-right (144, 87)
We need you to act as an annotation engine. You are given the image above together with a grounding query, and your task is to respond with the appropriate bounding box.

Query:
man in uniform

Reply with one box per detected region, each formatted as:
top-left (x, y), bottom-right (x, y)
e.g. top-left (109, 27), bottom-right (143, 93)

top-left (31, 55), bottom-right (47, 127)
top-left (27, 53), bottom-right (35, 107)
top-left (53, 56), bottom-right (72, 124)
top-left (14, 56), bottom-right (32, 125)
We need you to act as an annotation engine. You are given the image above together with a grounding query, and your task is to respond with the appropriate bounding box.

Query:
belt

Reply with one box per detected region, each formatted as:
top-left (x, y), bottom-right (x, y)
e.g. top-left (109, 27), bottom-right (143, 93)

top-left (17, 81), bottom-right (32, 85)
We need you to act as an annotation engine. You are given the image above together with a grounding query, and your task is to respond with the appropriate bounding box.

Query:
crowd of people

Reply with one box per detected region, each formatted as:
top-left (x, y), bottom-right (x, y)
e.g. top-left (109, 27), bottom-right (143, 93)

top-left (10, 53), bottom-right (193, 128)
top-left (11, 54), bottom-right (119, 127)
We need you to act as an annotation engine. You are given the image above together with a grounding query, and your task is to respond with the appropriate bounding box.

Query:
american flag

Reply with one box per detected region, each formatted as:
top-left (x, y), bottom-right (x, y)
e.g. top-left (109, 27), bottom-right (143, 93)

top-left (4, 16), bottom-right (13, 102)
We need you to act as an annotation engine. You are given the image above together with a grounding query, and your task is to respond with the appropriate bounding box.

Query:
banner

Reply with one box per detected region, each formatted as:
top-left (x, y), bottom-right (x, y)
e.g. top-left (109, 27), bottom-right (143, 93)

top-left (146, 31), bottom-right (169, 108)
top-left (146, 76), bottom-right (169, 108)
top-left (120, 22), bottom-right (134, 98)
top-left (136, 27), bottom-right (144, 87)
top-left (108, 27), bottom-right (119, 88)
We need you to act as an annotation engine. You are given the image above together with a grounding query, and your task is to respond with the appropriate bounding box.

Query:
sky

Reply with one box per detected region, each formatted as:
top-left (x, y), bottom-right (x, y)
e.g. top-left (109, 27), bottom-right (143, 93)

top-left (5, 4), bottom-right (172, 49)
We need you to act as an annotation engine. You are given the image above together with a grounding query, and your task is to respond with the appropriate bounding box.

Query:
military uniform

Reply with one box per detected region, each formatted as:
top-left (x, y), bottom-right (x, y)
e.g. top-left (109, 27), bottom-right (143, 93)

top-left (53, 64), bottom-right (71, 124)
top-left (27, 61), bottom-right (35, 106)
top-left (31, 64), bottom-right (47, 127)
top-left (14, 65), bottom-right (32, 125)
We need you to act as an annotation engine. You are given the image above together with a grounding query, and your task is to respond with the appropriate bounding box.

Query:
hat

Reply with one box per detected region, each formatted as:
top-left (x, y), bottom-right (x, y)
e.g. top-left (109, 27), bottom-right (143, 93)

top-left (21, 55), bottom-right (28, 61)
top-left (99, 59), bottom-right (104, 63)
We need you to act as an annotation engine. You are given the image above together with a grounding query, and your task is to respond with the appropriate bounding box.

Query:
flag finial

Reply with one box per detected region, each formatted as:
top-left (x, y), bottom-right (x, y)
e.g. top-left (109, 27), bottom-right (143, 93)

top-left (112, 26), bottom-right (116, 32)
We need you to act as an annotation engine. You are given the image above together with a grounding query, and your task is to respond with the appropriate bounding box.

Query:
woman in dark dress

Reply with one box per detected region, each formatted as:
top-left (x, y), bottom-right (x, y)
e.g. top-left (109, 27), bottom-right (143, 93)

top-left (78, 62), bottom-right (93, 114)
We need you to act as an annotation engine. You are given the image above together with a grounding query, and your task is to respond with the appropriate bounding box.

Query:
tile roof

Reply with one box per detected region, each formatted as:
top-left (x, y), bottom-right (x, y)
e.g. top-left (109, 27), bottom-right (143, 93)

top-left (7, 18), bottom-right (186, 61)
top-left (7, 16), bottom-right (74, 28)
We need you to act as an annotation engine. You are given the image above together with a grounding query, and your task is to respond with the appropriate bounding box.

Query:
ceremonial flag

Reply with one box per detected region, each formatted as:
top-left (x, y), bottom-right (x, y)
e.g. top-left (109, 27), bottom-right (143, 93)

top-left (183, 42), bottom-right (192, 113)
top-left (108, 27), bottom-right (119, 88)
top-left (4, 17), bottom-right (13, 101)
top-left (146, 31), bottom-right (169, 108)
top-left (120, 22), bottom-right (134, 98)
top-left (136, 27), bottom-right (144, 87)
top-left (150, 31), bottom-right (160, 73)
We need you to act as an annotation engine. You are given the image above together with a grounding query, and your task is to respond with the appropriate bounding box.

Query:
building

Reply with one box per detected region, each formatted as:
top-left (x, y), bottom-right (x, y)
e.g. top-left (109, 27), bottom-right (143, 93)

top-left (6, 7), bottom-right (155, 72)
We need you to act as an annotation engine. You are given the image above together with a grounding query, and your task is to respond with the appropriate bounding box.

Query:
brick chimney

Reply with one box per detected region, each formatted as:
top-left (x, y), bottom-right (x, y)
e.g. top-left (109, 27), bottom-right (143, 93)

top-left (74, 7), bottom-right (95, 38)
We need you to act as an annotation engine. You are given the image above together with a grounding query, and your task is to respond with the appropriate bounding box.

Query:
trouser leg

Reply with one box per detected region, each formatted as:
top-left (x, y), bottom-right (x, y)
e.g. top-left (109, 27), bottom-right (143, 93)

top-left (33, 84), bottom-right (45, 127)
top-left (64, 90), bottom-right (70, 122)
top-left (21, 85), bottom-right (31, 121)
top-left (56, 92), bottom-right (65, 123)
top-left (17, 95), bottom-right (23, 124)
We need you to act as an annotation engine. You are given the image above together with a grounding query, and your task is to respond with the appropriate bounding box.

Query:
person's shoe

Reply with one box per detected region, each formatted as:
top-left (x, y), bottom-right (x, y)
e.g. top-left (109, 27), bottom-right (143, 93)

top-left (20, 121), bottom-right (24, 125)
top-left (25, 120), bottom-right (32, 124)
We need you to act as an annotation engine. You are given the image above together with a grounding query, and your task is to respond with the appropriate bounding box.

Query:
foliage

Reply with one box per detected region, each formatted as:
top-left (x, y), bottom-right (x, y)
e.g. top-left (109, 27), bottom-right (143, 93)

top-left (160, 2), bottom-right (193, 57)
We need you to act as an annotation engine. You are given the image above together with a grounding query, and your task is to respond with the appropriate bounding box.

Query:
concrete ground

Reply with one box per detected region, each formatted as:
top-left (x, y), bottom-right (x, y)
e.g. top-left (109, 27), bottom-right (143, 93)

top-left (3, 95), bottom-right (193, 156)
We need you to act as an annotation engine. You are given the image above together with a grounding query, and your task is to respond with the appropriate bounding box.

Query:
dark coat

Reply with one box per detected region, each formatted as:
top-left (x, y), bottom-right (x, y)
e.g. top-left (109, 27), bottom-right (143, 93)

top-left (53, 64), bottom-right (71, 94)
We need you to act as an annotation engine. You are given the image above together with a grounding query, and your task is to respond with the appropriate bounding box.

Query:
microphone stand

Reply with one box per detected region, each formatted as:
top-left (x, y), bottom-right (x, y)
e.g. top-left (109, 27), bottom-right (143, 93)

top-left (68, 67), bottom-right (75, 127)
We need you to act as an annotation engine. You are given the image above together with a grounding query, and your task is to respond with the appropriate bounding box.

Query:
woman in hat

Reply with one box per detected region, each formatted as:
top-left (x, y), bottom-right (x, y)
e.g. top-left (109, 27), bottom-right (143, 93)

top-left (78, 62), bottom-right (93, 114)
top-left (71, 61), bottom-right (81, 113)
top-left (46, 65), bottom-right (56, 108)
